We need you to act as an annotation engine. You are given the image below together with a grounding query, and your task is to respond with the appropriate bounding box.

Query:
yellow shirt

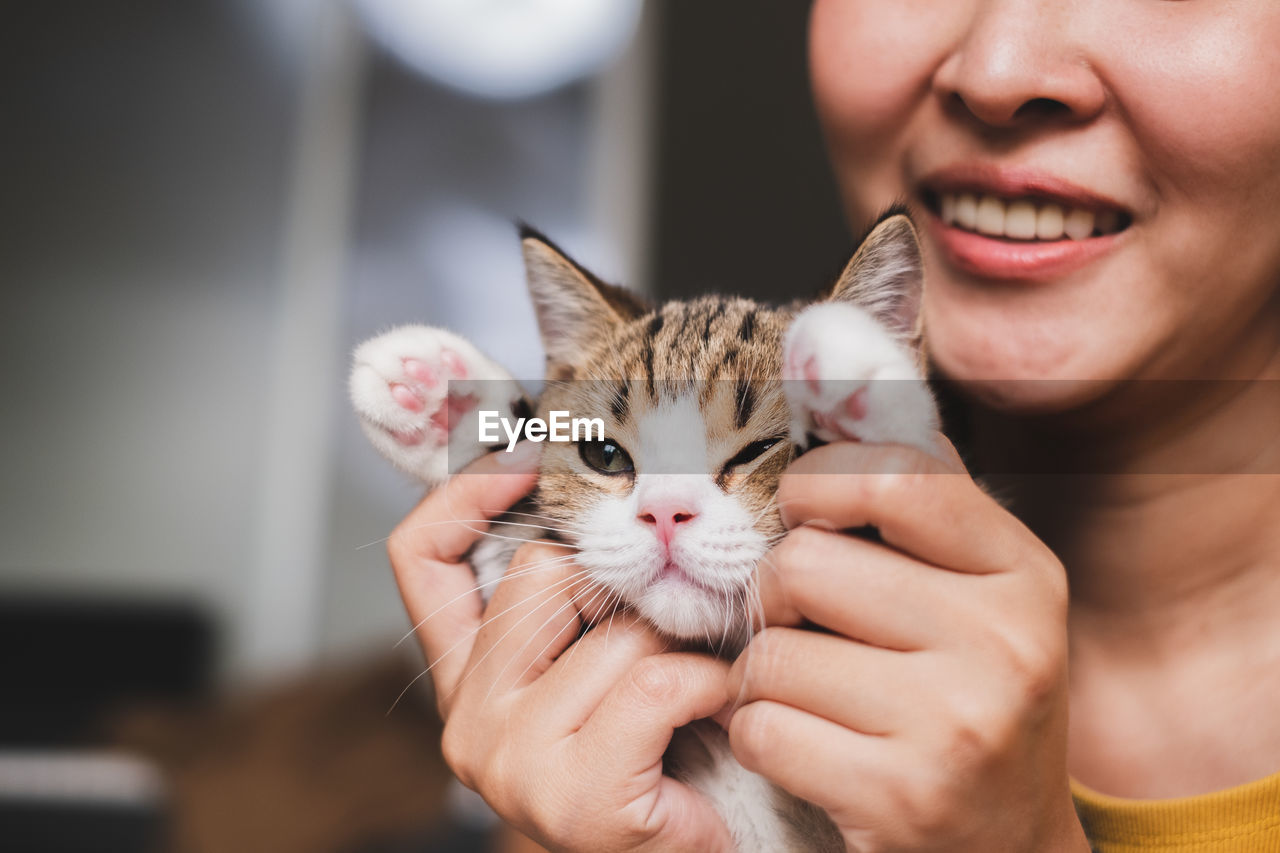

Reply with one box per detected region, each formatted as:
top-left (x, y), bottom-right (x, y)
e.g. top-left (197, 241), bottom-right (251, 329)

top-left (1072, 773), bottom-right (1280, 852)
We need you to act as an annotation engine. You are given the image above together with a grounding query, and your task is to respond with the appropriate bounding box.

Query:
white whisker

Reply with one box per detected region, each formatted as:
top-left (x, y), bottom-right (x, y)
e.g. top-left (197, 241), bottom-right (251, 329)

top-left (501, 508), bottom-right (588, 530)
top-left (387, 667), bottom-right (432, 717)
top-left (392, 553), bottom-right (585, 648)
top-left (600, 590), bottom-right (622, 655)
top-left (410, 568), bottom-right (593, 699)
top-left (455, 573), bottom-right (594, 703)
top-left (482, 585), bottom-right (601, 704)
top-left (355, 517), bottom-right (580, 551)
top-left (535, 583), bottom-right (613, 681)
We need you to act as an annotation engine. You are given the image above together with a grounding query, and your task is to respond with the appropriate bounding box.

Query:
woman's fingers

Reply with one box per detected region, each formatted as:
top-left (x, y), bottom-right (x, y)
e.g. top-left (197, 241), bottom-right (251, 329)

top-left (756, 525), bottom-right (963, 649)
top-left (577, 652), bottom-right (733, 769)
top-left (727, 627), bottom-right (924, 735)
top-left (727, 438), bottom-right (1080, 851)
top-left (391, 443), bottom-right (541, 567)
top-left (777, 441), bottom-right (1030, 576)
top-left (644, 775), bottom-right (737, 853)
top-left (728, 698), bottom-right (897, 819)
top-left (461, 540), bottom-right (591, 698)
top-left (387, 444), bottom-right (540, 700)
top-left (539, 611), bottom-right (672, 728)
top-left (930, 431), bottom-right (968, 470)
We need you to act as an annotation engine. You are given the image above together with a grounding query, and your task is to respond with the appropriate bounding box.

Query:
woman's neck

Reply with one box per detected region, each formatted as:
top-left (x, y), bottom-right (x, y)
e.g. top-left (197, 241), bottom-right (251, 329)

top-left (1047, 468), bottom-right (1280, 797)
top-left (1030, 472), bottom-right (1280, 649)
top-left (966, 347), bottom-right (1280, 796)
top-left (972, 342), bottom-right (1280, 624)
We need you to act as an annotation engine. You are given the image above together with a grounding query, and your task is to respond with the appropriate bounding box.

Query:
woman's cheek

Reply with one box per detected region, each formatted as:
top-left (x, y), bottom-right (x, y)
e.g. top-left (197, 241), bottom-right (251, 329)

top-left (809, 4), bottom-right (933, 128)
top-left (1111, 7), bottom-right (1280, 203)
top-left (1107, 8), bottom-right (1280, 368)
top-left (809, 1), bottom-right (953, 221)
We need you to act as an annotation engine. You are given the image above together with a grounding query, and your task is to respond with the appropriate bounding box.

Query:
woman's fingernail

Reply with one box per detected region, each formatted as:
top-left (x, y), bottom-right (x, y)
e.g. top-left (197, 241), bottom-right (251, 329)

top-left (496, 439), bottom-right (541, 468)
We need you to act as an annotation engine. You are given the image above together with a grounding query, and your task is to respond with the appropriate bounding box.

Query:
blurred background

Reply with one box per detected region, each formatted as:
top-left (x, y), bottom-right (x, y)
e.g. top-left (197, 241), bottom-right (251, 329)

top-left (0, 1), bottom-right (848, 850)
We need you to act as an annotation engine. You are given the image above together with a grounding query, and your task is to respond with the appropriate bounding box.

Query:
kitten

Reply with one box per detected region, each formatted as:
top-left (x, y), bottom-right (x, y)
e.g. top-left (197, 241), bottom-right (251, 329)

top-left (350, 210), bottom-right (938, 852)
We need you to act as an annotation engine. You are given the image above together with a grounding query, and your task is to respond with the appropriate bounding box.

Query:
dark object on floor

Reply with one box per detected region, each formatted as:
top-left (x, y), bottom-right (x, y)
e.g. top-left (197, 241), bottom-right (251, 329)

top-left (0, 798), bottom-right (164, 853)
top-left (0, 596), bottom-right (211, 852)
top-left (0, 596), bottom-right (214, 746)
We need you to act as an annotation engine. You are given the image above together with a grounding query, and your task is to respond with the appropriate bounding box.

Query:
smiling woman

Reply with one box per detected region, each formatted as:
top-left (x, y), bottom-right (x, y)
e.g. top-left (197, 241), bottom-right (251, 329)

top-left (802, 0), bottom-right (1280, 850)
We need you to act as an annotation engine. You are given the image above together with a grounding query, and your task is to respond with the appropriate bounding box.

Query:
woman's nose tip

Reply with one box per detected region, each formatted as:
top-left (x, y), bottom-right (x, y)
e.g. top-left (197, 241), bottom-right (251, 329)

top-left (933, 20), bottom-right (1106, 129)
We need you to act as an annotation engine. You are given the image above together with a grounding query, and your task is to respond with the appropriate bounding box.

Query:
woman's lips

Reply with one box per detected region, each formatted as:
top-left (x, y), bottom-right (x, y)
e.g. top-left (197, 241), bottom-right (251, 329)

top-left (917, 164), bottom-right (1132, 282)
top-left (923, 207), bottom-right (1124, 282)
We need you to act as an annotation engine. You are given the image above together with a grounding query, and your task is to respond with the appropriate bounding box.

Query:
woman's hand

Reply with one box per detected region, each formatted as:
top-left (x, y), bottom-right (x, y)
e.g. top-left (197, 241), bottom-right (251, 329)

top-left (727, 438), bottom-right (1090, 853)
top-left (388, 445), bottom-right (735, 853)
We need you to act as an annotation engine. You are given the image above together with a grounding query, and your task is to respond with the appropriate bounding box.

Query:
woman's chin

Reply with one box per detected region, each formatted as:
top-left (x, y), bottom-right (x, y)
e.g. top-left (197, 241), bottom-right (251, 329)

top-left (927, 310), bottom-right (1148, 415)
top-left (945, 376), bottom-right (1120, 415)
top-left (931, 334), bottom-right (1139, 414)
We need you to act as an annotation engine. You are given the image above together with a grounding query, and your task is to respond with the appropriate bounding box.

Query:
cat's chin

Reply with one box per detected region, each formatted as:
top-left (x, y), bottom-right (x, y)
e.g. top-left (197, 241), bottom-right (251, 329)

top-left (635, 579), bottom-right (749, 647)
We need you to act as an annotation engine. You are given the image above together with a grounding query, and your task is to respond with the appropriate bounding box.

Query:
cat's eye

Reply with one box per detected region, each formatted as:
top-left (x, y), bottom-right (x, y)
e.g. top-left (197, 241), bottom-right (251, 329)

top-left (578, 438), bottom-right (634, 475)
top-left (722, 437), bottom-right (784, 472)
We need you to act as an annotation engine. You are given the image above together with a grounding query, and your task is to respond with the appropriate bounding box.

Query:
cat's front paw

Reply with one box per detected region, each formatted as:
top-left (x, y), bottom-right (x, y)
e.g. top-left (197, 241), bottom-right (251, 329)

top-left (350, 325), bottom-right (523, 485)
top-left (783, 303), bottom-right (938, 454)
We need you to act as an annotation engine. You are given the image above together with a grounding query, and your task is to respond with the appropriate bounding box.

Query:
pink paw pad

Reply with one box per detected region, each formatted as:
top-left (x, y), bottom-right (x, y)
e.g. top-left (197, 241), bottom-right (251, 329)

top-left (439, 349), bottom-right (468, 380)
top-left (403, 358), bottom-right (438, 388)
top-left (390, 427), bottom-right (425, 447)
top-left (429, 392), bottom-right (478, 434)
top-left (814, 410), bottom-right (862, 442)
top-left (391, 384), bottom-right (424, 412)
top-left (843, 387), bottom-right (868, 421)
top-left (802, 355), bottom-right (822, 396)
top-left (782, 346), bottom-right (823, 396)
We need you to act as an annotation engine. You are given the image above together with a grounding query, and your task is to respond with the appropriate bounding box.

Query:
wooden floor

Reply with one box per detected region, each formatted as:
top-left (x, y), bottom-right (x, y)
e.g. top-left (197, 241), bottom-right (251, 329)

top-left (109, 654), bottom-right (463, 853)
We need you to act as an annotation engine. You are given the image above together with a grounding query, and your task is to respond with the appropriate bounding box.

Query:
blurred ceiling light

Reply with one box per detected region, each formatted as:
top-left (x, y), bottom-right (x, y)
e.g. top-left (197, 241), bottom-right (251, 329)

top-left (351, 0), bottom-right (643, 100)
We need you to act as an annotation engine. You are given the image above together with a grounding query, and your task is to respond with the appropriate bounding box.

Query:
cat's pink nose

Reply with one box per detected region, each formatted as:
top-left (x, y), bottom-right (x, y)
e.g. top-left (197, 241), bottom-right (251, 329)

top-left (637, 503), bottom-right (697, 547)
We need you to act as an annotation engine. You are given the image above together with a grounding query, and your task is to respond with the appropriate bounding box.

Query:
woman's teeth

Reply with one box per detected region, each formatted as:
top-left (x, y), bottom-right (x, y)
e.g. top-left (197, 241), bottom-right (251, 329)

top-left (938, 193), bottom-right (1122, 241)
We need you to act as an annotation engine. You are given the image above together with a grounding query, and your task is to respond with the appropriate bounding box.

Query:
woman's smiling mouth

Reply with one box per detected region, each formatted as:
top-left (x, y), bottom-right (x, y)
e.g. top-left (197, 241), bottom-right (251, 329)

top-left (918, 165), bottom-right (1133, 282)
top-left (932, 192), bottom-right (1126, 241)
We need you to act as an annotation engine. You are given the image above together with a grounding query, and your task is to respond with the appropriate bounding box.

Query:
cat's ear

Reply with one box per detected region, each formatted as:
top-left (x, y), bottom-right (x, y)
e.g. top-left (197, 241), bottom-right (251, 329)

top-left (826, 209), bottom-right (924, 345)
top-left (520, 226), bottom-right (649, 369)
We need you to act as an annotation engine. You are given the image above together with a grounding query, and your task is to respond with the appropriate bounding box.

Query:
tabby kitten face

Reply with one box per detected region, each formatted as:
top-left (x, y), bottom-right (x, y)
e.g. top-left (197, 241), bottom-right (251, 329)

top-left (533, 295), bottom-right (795, 645)
top-left (518, 216), bottom-right (928, 647)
